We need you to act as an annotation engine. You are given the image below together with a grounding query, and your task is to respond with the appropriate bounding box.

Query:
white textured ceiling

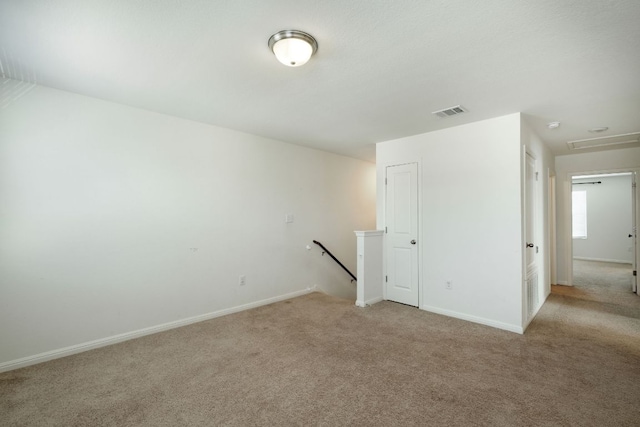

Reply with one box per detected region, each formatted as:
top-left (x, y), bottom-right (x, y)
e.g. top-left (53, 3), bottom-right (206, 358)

top-left (1, 0), bottom-right (639, 162)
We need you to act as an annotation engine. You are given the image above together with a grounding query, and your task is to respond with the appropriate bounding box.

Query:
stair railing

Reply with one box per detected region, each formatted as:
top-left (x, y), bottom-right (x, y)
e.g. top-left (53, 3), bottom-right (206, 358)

top-left (312, 240), bottom-right (357, 282)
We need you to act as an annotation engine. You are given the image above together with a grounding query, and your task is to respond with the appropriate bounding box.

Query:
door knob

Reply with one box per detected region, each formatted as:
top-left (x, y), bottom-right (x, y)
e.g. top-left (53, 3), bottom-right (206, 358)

top-left (410, 240), bottom-right (416, 245)
top-left (630, 234), bottom-right (634, 238)
top-left (526, 243), bottom-right (534, 248)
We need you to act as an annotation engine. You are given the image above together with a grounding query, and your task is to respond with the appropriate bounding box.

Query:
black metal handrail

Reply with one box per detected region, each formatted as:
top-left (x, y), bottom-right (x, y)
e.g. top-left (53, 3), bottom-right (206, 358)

top-left (313, 240), bottom-right (357, 282)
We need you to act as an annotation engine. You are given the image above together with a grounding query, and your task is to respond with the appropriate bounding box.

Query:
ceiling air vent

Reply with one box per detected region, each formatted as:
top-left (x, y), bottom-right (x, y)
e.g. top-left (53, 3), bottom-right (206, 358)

top-left (432, 105), bottom-right (468, 118)
top-left (567, 132), bottom-right (640, 150)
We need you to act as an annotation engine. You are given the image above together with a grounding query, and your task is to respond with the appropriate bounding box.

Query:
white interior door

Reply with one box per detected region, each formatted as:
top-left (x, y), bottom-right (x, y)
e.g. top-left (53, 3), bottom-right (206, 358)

top-left (525, 153), bottom-right (539, 319)
top-left (632, 172), bottom-right (637, 294)
top-left (548, 173), bottom-right (557, 287)
top-left (385, 163), bottom-right (419, 307)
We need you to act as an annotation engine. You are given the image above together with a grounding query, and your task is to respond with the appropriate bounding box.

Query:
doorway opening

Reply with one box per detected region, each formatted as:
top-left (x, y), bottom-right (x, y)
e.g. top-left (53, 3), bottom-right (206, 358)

top-left (570, 172), bottom-right (636, 298)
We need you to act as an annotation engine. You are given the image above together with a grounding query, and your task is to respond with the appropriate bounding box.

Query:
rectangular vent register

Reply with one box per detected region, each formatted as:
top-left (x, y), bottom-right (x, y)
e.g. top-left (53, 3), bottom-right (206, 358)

top-left (432, 105), bottom-right (468, 118)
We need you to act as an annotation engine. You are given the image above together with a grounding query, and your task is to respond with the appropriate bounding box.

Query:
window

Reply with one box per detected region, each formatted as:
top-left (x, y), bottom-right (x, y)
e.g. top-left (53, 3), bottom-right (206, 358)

top-left (572, 190), bottom-right (587, 239)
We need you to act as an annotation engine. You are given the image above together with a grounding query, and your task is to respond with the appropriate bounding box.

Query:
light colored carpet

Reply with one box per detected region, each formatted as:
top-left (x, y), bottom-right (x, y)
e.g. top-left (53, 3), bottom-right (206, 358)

top-left (567, 259), bottom-right (635, 305)
top-left (2, 273), bottom-right (640, 426)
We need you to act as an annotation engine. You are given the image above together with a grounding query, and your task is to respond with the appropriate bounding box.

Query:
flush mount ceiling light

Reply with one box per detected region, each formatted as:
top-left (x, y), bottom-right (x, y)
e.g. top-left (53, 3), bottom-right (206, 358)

top-left (268, 30), bottom-right (318, 67)
top-left (547, 121), bottom-right (560, 129)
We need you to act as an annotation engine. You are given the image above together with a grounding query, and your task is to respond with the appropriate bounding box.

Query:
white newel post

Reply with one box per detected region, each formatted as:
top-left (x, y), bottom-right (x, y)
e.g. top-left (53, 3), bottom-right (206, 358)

top-left (354, 230), bottom-right (384, 307)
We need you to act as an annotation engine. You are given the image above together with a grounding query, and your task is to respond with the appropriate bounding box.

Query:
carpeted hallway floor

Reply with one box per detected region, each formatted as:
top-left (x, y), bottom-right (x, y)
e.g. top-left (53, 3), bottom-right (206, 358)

top-left (2, 266), bottom-right (640, 426)
top-left (566, 259), bottom-right (635, 306)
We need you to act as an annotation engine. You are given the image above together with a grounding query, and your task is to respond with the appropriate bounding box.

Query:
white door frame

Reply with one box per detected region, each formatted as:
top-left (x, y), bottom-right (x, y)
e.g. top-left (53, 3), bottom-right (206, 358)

top-left (564, 168), bottom-right (639, 288)
top-left (381, 160), bottom-right (422, 307)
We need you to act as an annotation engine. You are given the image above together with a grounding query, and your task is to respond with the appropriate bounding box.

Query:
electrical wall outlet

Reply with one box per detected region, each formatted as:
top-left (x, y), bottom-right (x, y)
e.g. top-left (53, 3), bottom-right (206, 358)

top-left (445, 280), bottom-right (453, 290)
top-left (239, 275), bottom-right (246, 286)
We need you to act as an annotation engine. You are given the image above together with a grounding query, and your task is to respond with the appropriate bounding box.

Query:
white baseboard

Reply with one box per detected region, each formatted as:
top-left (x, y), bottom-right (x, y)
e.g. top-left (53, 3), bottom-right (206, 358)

top-left (573, 257), bottom-right (632, 264)
top-left (420, 305), bottom-right (524, 334)
top-left (366, 296), bottom-right (384, 306)
top-left (0, 287), bottom-right (316, 373)
top-left (355, 296), bottom-right (383, 307)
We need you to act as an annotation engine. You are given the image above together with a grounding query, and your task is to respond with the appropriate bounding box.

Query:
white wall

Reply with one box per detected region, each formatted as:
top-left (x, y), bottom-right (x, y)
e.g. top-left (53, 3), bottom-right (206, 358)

top-left (573, 175), bottom-right (633, 263)
top-left (555, 148), bottom-right (640, 284)
top-left (377, 113), bottom-right (527, 332)
top-left (0, 86), bottom-right (376, 369)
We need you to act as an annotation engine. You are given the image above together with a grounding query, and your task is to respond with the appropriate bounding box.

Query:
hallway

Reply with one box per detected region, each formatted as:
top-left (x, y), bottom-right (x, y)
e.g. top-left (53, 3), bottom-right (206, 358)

top-left (563, 259), bottom-right (636, 308)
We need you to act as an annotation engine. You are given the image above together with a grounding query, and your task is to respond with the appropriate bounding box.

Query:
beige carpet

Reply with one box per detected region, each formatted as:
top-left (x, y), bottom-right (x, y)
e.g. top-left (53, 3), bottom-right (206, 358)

top-left (2, 274), bottom-right (640, 426)
top-left (567, 259), bottom-right (635, 305)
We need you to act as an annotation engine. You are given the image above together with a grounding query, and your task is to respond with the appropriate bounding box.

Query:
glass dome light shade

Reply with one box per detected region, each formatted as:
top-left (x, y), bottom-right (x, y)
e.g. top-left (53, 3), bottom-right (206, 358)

top-left (273, 38), bottom-right (313, 67)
